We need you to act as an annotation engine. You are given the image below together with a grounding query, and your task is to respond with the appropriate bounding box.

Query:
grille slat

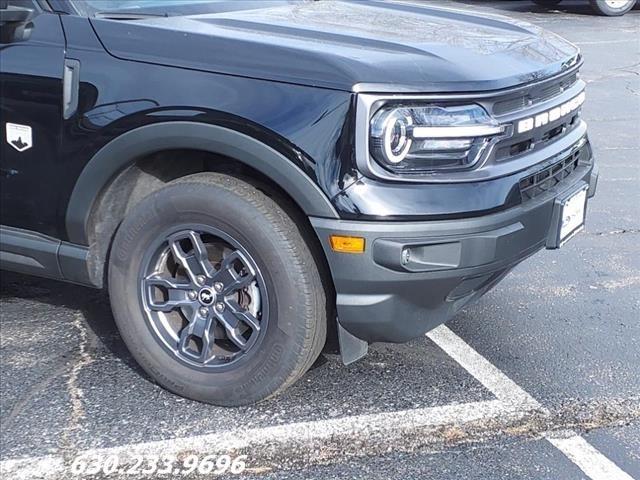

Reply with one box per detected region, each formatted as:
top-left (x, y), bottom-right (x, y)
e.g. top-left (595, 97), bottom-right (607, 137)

top-left (493, 73), bottom-right (578, 116)
top-left (519, 150), bottom-right (581, 201)
top-left (487, 66), bottom-right (583, 164)
top-left (495, 111), bottom-right (580, 162)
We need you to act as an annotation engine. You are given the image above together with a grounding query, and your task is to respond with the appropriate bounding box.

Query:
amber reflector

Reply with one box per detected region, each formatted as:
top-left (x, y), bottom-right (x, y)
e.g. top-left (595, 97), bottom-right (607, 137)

top-left (329, 235), bottom-right (365, 254)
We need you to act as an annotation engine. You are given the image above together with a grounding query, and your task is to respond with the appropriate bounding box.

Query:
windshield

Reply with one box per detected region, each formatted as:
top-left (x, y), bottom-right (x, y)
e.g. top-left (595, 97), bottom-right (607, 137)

top-left (73, 0), bottom-right (221, 16)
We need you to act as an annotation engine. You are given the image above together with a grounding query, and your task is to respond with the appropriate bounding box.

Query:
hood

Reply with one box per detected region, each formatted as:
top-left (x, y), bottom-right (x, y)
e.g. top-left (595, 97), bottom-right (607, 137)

top-left (90, 0), bottom-right (580, 93)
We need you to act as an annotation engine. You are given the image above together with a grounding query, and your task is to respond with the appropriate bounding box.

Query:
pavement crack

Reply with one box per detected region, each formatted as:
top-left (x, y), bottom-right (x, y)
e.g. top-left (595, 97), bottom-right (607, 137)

top-left (589, 228), bottom-right (640, 236)
top-left (2, 361), bottom-right (72, 430)
top-left (584, 62), bottom-right (640, 82)
top-left (243, 398), bottom-right (640, 473)
top-left (617, 62), bottom-right (640, 77)
top-left (59, 313), bottom-right (97, 458)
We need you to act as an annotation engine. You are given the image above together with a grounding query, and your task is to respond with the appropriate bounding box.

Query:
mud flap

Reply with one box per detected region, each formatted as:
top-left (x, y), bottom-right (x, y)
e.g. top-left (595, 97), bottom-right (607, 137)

top-left (338, 321), bottom-right (368, 365)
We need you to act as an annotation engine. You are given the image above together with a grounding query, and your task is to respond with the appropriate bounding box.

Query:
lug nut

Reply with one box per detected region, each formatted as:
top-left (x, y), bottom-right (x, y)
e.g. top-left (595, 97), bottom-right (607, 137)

top-left (215, 302), bottom-right (225, 313)
top-left (196, 275), bottom-right (206, 285)
top-left (199, 307), bottom-right (209, 317)
top-left (188, 291), bottom-right (197, 300)
top-left (213, 282), bottom-right (224, 293)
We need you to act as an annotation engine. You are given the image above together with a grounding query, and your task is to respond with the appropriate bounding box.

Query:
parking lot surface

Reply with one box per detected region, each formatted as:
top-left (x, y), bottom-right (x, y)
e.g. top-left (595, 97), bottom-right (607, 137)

top-left (1, 1), bottom-right (639, 479)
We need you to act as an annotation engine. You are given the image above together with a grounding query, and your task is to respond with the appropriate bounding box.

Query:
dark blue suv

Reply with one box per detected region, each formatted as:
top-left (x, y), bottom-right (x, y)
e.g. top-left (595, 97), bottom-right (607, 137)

top-left (0, 0), bottom-right (597, 405)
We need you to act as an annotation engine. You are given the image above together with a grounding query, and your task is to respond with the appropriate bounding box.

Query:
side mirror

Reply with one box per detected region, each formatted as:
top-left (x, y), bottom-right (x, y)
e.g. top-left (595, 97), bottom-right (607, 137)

top-left (0, 5), bottom-right (35, 43)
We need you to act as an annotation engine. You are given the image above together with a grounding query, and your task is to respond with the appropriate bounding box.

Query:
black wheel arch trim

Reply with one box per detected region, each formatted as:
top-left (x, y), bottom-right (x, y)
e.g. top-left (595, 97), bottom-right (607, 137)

top-left (65, 121), bottom-right (340, 245)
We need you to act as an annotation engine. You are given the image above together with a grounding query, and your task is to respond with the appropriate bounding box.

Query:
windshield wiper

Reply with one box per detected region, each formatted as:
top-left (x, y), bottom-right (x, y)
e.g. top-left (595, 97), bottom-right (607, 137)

top-left (94, 11), bottom-right (169, 20)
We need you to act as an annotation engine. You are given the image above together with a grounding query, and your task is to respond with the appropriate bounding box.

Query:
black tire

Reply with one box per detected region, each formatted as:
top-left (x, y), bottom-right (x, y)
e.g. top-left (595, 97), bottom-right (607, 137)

top-left (108, 172), bottom-right (327, 406)
top-left (532, 0), bottom-right (563, 7)
top-left (589, 0), bottom-right (636, 15)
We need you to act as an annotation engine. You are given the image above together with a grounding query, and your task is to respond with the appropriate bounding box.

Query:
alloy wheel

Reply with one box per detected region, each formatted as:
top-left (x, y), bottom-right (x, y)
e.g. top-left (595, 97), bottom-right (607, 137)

top-left (140, 227), bottom-right (268, 370)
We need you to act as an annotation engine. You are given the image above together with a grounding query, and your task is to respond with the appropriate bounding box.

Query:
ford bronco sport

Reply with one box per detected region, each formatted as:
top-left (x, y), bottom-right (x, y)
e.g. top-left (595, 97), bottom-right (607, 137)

top-left (0, 0), bottom-right (598, 406)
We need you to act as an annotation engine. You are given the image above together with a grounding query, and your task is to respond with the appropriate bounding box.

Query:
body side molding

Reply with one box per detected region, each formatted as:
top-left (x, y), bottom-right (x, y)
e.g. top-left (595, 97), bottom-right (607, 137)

top-left (0, 225), bottom-right (97, 287)
top-left (0, 226), bottom-right (62, 280)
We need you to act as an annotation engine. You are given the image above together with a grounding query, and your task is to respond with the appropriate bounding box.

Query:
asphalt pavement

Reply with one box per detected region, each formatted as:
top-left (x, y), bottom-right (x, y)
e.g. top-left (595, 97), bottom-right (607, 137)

top-left (1, 1), bottom-right (639, 479)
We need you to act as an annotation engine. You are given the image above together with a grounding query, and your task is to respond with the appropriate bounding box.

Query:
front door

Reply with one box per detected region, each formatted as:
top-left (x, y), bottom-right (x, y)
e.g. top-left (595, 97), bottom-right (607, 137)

top-left (0, 0), bottom-right (65, 237)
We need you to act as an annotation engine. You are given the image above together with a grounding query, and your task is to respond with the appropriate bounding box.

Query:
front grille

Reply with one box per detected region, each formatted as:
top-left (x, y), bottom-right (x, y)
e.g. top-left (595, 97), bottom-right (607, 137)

top-left (494, 112), bottom-right (581, 161)
top-left (481, 64), bottom-right (585, 166)
top-left (519, 149), bottom-right (581, 201)
top-left (492, 73), bottom-right (578, 116)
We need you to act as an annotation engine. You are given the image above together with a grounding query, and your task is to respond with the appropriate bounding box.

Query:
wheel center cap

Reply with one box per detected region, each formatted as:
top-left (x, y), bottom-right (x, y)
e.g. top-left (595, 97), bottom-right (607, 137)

top-left (198, 288), bottom-right (215, 306)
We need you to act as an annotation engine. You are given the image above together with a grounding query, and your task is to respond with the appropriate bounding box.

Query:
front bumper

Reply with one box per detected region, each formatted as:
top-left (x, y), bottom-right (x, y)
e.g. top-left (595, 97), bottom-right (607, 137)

top-left (311, 157), bottom-right (597, 347)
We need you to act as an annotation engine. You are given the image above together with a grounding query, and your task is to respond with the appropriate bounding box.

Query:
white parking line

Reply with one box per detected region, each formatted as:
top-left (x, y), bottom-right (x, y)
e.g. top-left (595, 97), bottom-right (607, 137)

top-left (574, 39), bottom-right (638, 46)
top-left (0, 399), bottom-right (521, 479)
top-left (548, 433), bottom-right (635, 480)
top-left (426, 326), bottom-right (539, 408)
top-left (0, 325), bottom-right (635, 480)
top-left (430, 326), bottom-right (637, 480)
top-left (0, 456), bottom-right (63, 480)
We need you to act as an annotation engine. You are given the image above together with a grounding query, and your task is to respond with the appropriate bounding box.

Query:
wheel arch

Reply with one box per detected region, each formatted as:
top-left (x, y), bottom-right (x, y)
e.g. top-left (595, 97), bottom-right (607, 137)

top-left (66, 121), bottom-right (339, 246)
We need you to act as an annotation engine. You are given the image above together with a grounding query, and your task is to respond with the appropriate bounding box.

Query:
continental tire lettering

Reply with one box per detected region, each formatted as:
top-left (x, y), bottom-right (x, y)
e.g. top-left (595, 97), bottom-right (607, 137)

top-left (232, 343), bottom-right (285, 396)
top-left (148, 364), bottom-right (186, 393)
top-left (115, 215), bottom-right (156, 264)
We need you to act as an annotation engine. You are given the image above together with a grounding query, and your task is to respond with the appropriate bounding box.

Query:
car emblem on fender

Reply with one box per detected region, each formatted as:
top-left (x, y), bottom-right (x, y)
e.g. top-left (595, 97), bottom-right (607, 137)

top-left (5, 123), bottom-right (33, 152)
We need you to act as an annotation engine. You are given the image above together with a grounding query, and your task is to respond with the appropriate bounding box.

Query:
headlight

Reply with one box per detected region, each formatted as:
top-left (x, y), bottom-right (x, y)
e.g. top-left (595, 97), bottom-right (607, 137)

top-left (369, 104), bottom-right (505, 173)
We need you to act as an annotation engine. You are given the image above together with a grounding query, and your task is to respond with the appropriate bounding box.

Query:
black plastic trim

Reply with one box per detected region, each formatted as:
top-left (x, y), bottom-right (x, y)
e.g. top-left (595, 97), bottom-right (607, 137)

top-left (0, 226), bottom-right (99, 287)
top-left (0, 226), bottom-right (62, 280)
top-left (58, 241), bottom-right (95, 286)
top-left (66, 122), bottom-right (339, 244)
top-left (309, 162), bottom-right (596, 344)
top-left (337, 322), bottom-right (369, 365)
top-left (63, 58), bottom-right (80, 120)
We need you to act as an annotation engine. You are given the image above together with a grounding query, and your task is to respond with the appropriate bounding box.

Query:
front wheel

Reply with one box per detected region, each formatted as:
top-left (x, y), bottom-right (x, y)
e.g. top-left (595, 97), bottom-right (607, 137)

top-left (589, 0), bottom-right (636, 15)
top-left (108, 172), bottom-right (327, 406)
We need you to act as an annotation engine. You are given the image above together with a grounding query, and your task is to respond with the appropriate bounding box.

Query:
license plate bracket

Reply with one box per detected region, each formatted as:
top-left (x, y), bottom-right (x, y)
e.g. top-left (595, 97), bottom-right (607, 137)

top-left (546, 182), bottom-right (588, 249)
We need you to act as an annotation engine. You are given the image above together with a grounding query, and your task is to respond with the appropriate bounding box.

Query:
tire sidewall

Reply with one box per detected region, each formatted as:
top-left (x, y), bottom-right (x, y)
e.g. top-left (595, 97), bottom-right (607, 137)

top-left (591, 0), bottom-right (636, 15)
top-left (109, 180), bottom-right (315, 405)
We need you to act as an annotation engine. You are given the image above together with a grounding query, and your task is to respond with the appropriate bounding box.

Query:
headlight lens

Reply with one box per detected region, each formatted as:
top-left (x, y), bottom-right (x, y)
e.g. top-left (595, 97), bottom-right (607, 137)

top-left (369, 104), bottom-right (505, 173)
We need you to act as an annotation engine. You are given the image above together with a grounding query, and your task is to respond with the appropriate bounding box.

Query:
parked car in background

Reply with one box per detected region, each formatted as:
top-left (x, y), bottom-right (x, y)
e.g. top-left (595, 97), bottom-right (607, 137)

top-left (533, 0), bottom-right (637, 15)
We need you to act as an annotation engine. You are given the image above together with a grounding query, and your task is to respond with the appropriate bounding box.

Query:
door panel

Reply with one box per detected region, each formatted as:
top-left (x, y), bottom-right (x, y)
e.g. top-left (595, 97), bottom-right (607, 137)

top-left (0, 6), bottom-right (65, 237)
